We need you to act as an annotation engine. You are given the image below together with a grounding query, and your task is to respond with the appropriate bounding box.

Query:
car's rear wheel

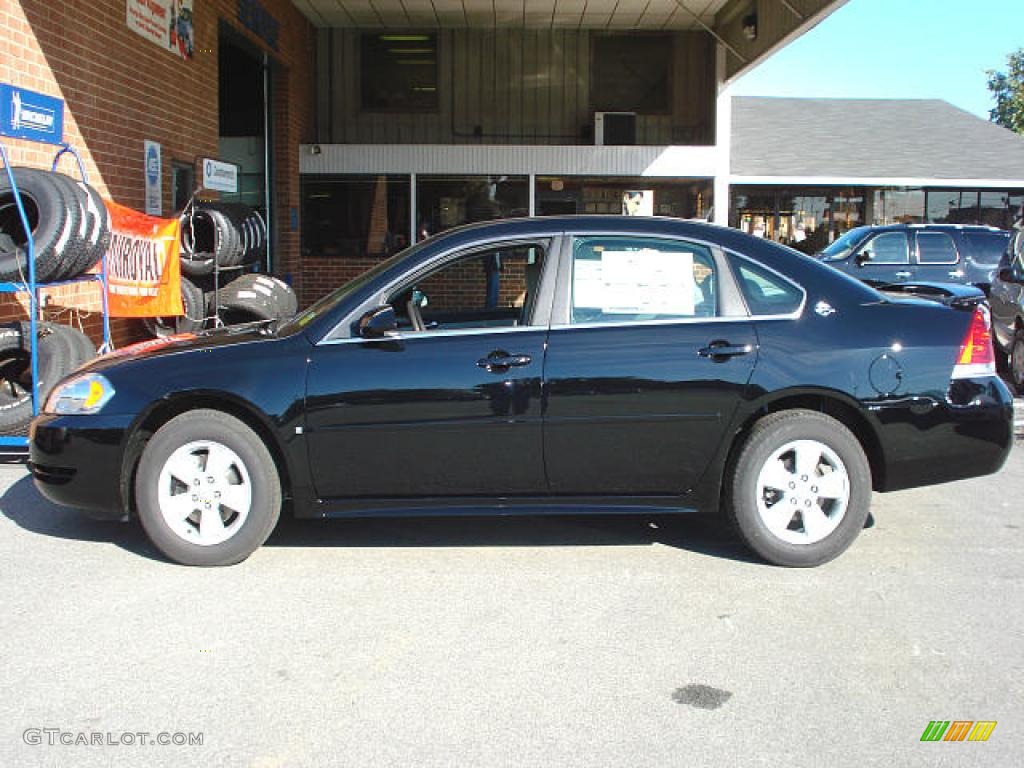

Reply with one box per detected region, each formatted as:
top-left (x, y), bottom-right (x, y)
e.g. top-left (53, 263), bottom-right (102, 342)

top-left (135, 409), bottom-right (281, 566)
top-left (726, 409), bottom-right (871, 567)
top-left (1009, 329), bottom-right (1024, 395)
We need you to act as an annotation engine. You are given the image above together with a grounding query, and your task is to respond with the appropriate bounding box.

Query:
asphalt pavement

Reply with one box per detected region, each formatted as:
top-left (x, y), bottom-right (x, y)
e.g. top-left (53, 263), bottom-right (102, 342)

top-left (0, 441), bottom-right (1021, 767)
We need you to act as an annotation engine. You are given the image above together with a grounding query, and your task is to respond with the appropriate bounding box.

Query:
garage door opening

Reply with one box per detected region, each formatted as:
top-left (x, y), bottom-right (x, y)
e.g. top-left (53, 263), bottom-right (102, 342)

top-left (218, 26), bottom-right (273, 271)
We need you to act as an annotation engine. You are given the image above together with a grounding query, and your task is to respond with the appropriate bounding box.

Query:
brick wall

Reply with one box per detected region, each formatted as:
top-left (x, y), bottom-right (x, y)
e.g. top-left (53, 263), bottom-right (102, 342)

top-left (0, 0), bottom-right (315, 347)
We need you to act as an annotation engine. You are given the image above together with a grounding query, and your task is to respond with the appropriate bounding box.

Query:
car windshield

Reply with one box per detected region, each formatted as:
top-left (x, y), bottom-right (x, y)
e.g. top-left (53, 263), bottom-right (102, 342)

top-left (819, 227), bottom-right (869, 261)
top-left (276, 241), bottom-right (429, 336)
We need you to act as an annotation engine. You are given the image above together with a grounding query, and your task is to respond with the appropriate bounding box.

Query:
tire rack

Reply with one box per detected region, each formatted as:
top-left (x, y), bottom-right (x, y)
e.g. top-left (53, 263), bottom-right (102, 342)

top-left (180, 192), bottom-right (251, 331)
top-left (0, 141), bottom-right (112, 450)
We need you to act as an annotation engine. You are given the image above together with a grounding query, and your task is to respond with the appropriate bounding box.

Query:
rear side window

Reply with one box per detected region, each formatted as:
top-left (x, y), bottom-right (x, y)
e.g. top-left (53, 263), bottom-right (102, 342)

top-left (569, 236), bottom-right (717, 324)
top-left (916, 232), bottom-right (959, 264)
top-left (963, 232), bottom-right (1011, 265)
top-left (859, 232), bottom-right (909, 264)
top-left (729, 255), bottom-right (804, 316)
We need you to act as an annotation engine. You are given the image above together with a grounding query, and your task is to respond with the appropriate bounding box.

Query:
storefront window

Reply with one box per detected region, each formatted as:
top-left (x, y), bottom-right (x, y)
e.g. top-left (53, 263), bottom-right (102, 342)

top-left (926, 189), bottom-right (978, 223)
top-left (536, 177), bottom-right (711, 220)
top-left (732, 186), bottom-right (865, 251)
top-left (871, 188), bottom-right (924, 224)
top-left (301, 175), bottom-right (410, 258)
top-left (416, 175), bottom-right (529, 239)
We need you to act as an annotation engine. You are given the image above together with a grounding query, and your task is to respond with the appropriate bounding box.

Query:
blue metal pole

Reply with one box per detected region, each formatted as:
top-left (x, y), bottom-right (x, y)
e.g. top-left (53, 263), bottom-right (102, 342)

top-left (0, 143), bottom-right (40, 415)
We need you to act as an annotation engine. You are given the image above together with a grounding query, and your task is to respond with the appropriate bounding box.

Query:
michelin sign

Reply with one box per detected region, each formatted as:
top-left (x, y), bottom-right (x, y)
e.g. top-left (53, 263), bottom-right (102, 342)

top-left (0, 83), bottom-right (65, 145)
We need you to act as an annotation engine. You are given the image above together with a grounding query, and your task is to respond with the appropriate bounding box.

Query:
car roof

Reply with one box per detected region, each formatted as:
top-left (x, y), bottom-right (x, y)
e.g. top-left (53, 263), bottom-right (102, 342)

top-left (851, 223), bottom-right (1007, 234)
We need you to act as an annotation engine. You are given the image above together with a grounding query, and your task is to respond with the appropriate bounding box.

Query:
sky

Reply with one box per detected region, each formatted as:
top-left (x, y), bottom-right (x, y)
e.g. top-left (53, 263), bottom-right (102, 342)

top-left (730, 0), bottom-right (1022, 118)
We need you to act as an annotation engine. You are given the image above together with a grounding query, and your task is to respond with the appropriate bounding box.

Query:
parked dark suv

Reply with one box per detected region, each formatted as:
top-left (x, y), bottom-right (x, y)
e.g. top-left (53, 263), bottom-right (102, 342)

top-left (816, 224), bottom-right (1011, 294)
top-left (990, 227), bottom-right (1024, 392)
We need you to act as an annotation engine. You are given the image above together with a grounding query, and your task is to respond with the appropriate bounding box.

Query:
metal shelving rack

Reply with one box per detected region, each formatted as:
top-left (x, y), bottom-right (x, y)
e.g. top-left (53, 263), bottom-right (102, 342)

top-left (0, 140), bottom-right (112, 449)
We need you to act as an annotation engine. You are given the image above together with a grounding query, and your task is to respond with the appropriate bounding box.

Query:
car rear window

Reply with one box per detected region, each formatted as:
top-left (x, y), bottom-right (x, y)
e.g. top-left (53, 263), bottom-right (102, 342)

top-left (729, 254), bottom-right (804, 316)
top-left (963, 232), bottom-right (1011, 265)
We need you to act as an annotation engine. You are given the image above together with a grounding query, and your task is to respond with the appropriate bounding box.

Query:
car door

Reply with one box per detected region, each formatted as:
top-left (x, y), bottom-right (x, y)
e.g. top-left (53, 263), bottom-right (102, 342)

top-left (990, 238), bottom-right (1024, 350)
top-left (303, 240), bottom-right (552, 499)
top-left (913, 230), bottom-right (963, 284)
top-left (542, 233), bottom-right (758, 496)
top-left (850, 231), bottom-right (913, 286)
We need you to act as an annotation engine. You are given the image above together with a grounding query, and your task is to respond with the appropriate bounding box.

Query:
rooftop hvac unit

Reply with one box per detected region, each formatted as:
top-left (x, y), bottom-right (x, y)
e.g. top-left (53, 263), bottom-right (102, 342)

top-left (594, 112), bottom-right (637, 146)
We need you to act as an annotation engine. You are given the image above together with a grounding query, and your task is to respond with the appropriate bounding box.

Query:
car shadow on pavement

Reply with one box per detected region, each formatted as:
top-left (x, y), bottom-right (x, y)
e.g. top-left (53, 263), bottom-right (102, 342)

top-left (0, 472), bottom-right (160, 559)
top-left (265, 511), bottom-right (762, 563)
top-left (2, 472), bottom-right (761, 564)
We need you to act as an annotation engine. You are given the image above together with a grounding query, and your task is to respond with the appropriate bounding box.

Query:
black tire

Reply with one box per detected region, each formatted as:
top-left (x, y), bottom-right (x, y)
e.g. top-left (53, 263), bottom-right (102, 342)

top-left (219, 274), bottom-right (279, 322)
top-left (23, 171), bottom-right (89, 282)
top-left (255, 274), bottom-right (297, 316)
top-left (135, 409), bottom-right (282, 566)
top-left (725, 409), bottom-right (872, 567)
top-left (0, 321), bottom-right (77, 434)
top-left (75, 180), bottom-right (111, 277)
top-left (142, 275), bottom-right (206, 337)
top-left (1008, 328), bottom-right (1024, 395)
top-left (180, 207), bottom-right (239, 273)
top-left (52, 323), bottom-right (97, 369)
top-left (0, 168), bottom-right (77, 282)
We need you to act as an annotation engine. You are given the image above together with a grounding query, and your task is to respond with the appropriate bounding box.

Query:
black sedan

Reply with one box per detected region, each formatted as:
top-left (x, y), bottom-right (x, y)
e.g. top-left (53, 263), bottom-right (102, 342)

top-left (29, 216), bottom-right (1013, 567)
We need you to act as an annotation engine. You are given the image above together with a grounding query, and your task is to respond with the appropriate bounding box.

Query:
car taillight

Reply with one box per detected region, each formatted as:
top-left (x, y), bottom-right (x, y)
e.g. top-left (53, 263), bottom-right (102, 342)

top-left (951, 304), bottom-right (996, 379)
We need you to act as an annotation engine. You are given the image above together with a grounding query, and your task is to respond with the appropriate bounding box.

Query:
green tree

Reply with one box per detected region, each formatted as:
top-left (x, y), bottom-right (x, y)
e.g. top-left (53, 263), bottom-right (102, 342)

top-left (988, 48), bottom-right (1024, 134)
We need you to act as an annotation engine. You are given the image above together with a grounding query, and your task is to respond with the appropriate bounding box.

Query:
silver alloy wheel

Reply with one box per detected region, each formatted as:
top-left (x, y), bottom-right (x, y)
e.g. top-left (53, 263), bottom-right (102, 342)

top-left (755, 439), bottom-right (850, 545)
top-left (157, 440), bottom-right (252, 546)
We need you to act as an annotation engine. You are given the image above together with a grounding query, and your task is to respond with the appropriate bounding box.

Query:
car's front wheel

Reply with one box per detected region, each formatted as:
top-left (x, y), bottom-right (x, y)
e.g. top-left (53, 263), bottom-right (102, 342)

top-left (135, 409), bottom-right (281, 566)
top-left (726, 409), bottom-right (871, 567)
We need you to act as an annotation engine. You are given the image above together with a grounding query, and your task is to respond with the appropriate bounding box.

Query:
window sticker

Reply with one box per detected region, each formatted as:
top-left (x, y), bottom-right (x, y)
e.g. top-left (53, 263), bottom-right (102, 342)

top-left (590, 249), bottom-right (695, 315)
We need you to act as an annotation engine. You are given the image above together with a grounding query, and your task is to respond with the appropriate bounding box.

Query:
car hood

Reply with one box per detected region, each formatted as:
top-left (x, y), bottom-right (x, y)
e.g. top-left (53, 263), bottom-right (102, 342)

top-left (87, 322), bottom-right (278, 372)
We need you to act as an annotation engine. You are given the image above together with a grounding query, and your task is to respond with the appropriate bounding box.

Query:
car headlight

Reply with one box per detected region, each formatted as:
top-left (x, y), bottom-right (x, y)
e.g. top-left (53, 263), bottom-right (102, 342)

top-left (43, 373), bottom-right (116, 415)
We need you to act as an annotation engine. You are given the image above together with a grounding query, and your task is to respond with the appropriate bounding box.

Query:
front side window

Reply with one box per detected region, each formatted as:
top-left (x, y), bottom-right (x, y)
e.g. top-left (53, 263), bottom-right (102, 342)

top-left (916, 232), bottom-right (959, 264)
top-left (388, 243), bottom-right (546, 332)
top-left (859, 232), bottom-right (909, 264)
top-left (569, 236), bottom-right (716, 324)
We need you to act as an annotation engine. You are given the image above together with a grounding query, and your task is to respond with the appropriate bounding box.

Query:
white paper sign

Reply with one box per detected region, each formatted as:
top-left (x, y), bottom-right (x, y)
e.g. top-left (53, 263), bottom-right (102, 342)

top-left (144, 140), bottom-right (162, 215)
top-left (203, 158), bottom-right (239, 193)
top-left (599, 250), bottom-right (694, 316)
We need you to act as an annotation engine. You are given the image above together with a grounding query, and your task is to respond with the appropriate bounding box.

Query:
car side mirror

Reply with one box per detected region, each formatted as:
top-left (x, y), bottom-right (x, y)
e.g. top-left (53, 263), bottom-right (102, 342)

top-left (855, 250), bottom-right (872, 267)
top-left (358, 305), bottom-right (398, 339)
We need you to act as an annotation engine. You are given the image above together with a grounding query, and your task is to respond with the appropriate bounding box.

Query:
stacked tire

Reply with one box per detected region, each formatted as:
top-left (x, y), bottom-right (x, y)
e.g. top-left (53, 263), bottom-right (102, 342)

top-left (0, 322), bottom-right (96, 434)
top-left (0, 168), bottom-right (110, 283)
top-left (180, 202), bottom-right (267, 276)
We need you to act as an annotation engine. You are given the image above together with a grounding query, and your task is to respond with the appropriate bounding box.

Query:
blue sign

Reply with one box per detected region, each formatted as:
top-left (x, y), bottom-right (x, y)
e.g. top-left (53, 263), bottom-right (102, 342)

top-left (0, 83), bottom-right (64, 145)
top-left (146, 145), bottom-right (160, 184)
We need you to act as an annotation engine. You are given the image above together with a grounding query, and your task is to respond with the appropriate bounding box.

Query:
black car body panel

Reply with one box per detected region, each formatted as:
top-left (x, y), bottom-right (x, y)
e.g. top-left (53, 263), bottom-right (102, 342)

top-left (817, 224), bottom-right (1011, 294)
top-left (30, 217), bottom-right (1013, 523)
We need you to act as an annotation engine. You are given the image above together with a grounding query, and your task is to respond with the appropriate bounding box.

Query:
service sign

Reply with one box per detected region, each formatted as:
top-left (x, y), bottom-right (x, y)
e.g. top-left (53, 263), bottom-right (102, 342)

top-left (202, 158), bottom-right (239, 193)
top-left (126, 0), bottom-right (194, 61)
top-left (0, 83), bottom-right (64, 145)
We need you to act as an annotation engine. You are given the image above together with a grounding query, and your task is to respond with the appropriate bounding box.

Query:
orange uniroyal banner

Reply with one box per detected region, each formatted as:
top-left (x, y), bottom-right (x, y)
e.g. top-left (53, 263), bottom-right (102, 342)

top-left (101, 199), bottom-right (184, 317)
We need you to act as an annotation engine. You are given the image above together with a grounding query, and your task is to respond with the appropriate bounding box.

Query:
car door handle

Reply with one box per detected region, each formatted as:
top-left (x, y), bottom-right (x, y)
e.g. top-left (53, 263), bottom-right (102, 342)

top-left (698, 341), bottom-right (753, 360)
top-left (894, 271), bottom-right (912, 279)
top-left (477, 352), bottom-right (532, 372)
top-left (948, 269), bottom-right (964, 278)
